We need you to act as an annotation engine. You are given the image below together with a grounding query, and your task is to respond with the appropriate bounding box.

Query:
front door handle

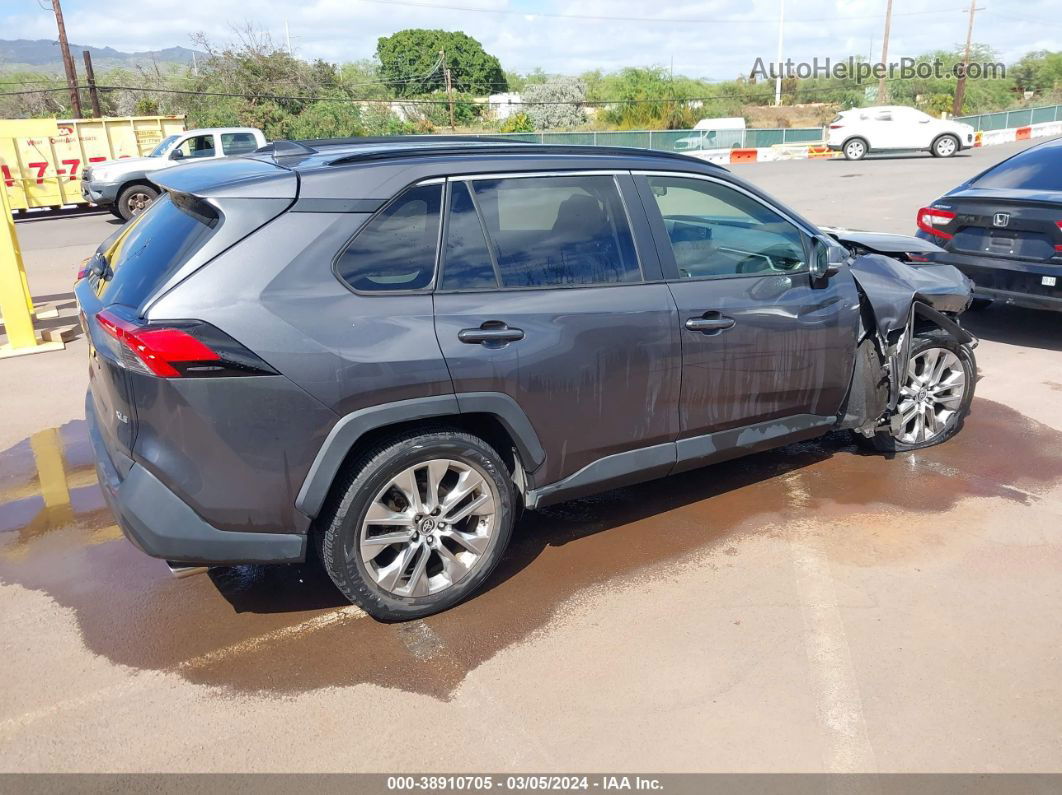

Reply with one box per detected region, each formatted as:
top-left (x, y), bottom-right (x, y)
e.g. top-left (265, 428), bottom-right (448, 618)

top-left (458, 322), bottom-right (525, 346)
top-left (685, 314), bottom-right (736, 333)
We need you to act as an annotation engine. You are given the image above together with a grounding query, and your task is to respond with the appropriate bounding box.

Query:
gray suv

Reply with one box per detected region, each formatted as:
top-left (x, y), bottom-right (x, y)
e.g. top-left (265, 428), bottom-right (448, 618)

top-left (76, 138), bottom-right (977, 620)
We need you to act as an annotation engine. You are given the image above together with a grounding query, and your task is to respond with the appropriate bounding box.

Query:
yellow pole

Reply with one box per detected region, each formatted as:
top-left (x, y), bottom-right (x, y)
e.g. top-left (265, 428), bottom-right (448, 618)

top-left (0, 171), bottom-right (64, 358)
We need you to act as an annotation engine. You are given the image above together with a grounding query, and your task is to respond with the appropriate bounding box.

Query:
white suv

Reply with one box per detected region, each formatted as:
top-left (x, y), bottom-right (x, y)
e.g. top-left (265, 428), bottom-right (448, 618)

top-left (827, 106), bottom-right (975, 160)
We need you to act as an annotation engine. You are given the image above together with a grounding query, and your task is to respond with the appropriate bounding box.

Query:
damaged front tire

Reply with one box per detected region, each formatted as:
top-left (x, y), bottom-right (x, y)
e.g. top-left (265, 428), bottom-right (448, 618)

top-left (867, 330), bottom-right (976, 453)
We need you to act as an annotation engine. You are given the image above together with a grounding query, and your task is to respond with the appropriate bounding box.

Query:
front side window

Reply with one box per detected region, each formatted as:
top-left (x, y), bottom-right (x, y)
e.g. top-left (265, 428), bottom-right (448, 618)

top-left (335, 183), bottom-right (442, 292)
top-left (646, 176), bottom-right (807, 278)
top-left (462, 175), bottom-right (641, 289)
top-left (175, 135), bottom-right (216, 159)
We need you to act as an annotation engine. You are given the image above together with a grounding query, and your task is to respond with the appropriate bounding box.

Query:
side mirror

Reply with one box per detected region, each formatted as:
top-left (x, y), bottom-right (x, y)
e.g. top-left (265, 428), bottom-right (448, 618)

top-left (810, 236), bottom-right (845, 280)
top-left (170, 149), bottom-right (185, 160)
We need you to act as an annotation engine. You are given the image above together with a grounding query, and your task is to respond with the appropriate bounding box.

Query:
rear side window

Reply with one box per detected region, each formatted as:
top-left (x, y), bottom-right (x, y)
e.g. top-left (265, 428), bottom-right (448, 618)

top-left (441, 181), bottom-right (498, 290)
top-left (969, 144), bottom-right (1062, 191)
top-left (464, 175), bottom-right (641, 289)
top-left (336, 183), bottom-right (442, 292)
top-left (96, 193), bottom-right (220, 308)
top-left (220, 132), bottom-right (259, 155)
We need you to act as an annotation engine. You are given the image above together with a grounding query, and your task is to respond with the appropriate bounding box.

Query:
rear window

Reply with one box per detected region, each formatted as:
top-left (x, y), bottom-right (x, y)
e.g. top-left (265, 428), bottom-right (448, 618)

top-left (969, 144), bottom-right (1062, 191)
top-left (96, 193), bottom-right (220, 308)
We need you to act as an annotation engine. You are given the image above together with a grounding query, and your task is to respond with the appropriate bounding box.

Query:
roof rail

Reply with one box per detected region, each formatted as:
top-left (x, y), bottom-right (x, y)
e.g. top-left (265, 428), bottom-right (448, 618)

top-left (324, 142), bottom-right (727, 169)
top-left (295, 134), bottom-right (528, 149)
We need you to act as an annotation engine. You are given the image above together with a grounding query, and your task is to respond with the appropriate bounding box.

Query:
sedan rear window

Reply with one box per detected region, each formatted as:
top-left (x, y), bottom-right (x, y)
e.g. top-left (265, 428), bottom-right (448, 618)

top-left (96, 193), bottom-right (220, 309)
top-left (969, 144), bottom-right (1062, 191)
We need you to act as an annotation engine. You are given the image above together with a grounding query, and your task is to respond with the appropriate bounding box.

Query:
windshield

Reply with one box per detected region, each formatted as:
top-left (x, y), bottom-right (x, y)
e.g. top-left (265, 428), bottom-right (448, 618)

top-left (148, 135), bottom-right (179, 157)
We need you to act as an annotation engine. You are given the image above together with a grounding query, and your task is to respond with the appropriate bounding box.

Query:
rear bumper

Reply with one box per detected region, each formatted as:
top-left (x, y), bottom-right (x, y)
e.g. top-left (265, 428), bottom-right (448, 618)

top-left (86, 392), bottom-right (307, 566)
top-left (971, 286), bottom-right (1062, 312)
top-left (920, 248), bottom-right (1062, 313)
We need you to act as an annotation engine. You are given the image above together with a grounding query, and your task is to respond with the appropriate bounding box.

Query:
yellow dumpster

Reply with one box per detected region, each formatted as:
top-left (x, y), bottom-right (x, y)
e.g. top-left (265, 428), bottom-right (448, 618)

top-left (1, 115), bottom-right (185, 211)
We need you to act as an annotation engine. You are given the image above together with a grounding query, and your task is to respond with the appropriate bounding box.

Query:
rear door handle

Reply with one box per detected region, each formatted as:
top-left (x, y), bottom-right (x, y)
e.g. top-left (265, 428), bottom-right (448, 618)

top-left (685, 314), bottom-right (736, 333)
top-left (458, 322), bottom-right (525, 345)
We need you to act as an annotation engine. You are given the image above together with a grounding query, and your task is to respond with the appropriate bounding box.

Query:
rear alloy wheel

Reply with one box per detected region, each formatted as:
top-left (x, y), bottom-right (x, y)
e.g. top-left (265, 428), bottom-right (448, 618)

top-left (931, 134), bottom-right (959, 158)
top-left (117, 184), bottom-right (158, 221)
top-left (320, 431), bottom-right (515, 620)
top-left (843, 138), bottom-right (868, 160)
top-left (869, 332), bottom-right (975, 452)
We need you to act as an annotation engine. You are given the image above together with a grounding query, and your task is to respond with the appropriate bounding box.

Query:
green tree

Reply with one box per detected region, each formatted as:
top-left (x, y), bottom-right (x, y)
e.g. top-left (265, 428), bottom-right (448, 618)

top-left (376, 29), bottom-right (506, 96)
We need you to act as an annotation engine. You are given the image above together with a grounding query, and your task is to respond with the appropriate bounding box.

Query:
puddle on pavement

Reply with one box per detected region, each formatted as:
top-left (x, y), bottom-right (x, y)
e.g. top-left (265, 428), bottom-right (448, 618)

top-left (1, 399), bottom-right (1061, 700)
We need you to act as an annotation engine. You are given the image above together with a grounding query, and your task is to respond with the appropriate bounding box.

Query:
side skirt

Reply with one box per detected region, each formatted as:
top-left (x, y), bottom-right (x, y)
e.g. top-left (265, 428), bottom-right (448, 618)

top-left (525, 414), bottom-right (836, 509)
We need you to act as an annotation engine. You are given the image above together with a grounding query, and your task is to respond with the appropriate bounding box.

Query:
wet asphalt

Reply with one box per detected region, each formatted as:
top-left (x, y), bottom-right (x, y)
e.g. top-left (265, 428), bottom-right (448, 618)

top-left (1, 138), bottom-right (1061, 772)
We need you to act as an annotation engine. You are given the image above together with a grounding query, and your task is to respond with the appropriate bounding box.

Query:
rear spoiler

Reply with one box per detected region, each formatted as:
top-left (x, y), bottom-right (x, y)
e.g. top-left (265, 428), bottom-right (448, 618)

top-left (151, 156), bottom-right (297, 201)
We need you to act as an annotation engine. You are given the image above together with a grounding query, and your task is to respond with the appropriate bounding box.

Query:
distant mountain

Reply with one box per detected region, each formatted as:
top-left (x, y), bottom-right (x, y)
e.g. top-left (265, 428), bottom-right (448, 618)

top-left (0, 39), bottom-right (203, 73)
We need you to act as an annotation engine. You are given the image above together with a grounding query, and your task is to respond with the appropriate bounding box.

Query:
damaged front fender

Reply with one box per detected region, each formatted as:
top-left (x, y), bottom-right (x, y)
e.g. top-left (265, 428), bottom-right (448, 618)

top-left (848, 252), bottom-right (974, 340)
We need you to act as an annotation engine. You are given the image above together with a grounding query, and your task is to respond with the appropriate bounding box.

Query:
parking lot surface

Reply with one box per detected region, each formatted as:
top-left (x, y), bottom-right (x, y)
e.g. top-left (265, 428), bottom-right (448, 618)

top-left (1, 139), bottom-right (1061, 772)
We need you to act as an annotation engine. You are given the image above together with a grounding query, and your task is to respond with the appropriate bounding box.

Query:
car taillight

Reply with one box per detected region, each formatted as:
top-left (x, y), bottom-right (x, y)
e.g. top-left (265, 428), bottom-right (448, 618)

top-left (829, 124), bottom-right (844, 129)
top-left (916, 207), bottom-right (956, 240)
top-left (95, 309), bottom-right (275, 378)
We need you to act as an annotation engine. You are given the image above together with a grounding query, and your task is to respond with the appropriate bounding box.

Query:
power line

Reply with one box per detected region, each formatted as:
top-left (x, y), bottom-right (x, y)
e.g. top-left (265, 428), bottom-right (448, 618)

top-left (355, 0), bottom-right (975, 25)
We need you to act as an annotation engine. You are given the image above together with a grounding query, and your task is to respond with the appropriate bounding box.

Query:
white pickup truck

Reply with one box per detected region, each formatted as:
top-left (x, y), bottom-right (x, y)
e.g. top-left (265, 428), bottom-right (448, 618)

top-left (81, 127), bottom-right (266, 220)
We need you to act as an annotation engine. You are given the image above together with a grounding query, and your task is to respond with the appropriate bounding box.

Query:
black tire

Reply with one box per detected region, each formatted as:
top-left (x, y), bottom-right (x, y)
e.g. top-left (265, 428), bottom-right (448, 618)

top-left (968, 297), bottom-right (992, 311)
top-left (931, 134), bottom-right (960, 158)
top-left (116, 183), bottom-right (158, 221)
top-left (867, 330), bottom-right (976, 453)
top-left (107, 205), bottom-right (126, 221)
top-left (319, 430), bottom-right (516, 621)
top-left (843, 137), bottom-right (868, 160)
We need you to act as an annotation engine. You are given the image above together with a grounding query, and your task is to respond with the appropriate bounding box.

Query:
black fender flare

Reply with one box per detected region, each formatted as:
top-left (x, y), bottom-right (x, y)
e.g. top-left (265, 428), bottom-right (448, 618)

top-left (295, 392), bottom-right (545, 519)
top-left (912, 300), bottom-right (975, 345)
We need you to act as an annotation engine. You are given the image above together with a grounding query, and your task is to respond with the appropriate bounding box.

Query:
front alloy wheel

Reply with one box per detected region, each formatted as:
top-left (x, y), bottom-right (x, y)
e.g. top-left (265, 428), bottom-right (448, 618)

top-left (895, 347), bottom-right (966, 445)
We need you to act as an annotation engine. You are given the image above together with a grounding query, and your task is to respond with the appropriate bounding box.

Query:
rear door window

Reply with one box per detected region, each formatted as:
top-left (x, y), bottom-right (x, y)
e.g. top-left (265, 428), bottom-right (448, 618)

top-left (441, 181), bottom-right (498, 290)
top-left (460, 174), bottom-right (640, 289)
top-left (220, 132), bottom-right (259, 155)
top-left (335, 183), bottom-right (442, 292)
top-left (95, 193), bottom-right (220, 308)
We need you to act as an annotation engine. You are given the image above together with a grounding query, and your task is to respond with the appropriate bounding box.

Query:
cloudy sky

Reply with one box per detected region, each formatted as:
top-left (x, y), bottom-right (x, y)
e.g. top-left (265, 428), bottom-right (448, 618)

top-left (5, 0), bottom-right (1060, 79)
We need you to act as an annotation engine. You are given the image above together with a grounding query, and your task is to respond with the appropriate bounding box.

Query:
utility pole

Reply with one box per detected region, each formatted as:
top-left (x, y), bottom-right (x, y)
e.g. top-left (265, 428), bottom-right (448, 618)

top-left (877, 0), bottom-right (894, 104)
top-left (49, 0), bottom-right (83, 118)
top-left (82, 50), bottom-right (101, 117)
top-left (952, 0), bottom-right (982, 116)
top-left (773, 0), bottom-right (785, 106)
top-left (441, 49), bottom-right (456, 132)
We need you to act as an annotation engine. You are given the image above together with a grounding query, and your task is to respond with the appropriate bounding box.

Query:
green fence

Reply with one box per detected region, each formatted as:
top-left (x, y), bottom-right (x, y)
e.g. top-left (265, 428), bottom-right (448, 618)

top-left (957, 103), bottom-right (1062, 131)
top-left (477, 127), bottom-right (825, 151)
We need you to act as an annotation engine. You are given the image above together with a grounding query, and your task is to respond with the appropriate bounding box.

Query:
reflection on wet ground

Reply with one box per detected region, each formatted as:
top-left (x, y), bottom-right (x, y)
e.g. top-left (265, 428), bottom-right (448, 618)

top-left (1, 399), bottom-right (1060, 700)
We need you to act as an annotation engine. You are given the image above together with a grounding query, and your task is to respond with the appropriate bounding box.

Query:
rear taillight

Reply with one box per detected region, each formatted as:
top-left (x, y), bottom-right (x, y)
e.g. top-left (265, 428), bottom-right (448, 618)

top-left (1055, 222), bottom-right (1062, 252)
top-left (95, 309), bottom-right (275, 378)
top-left (916, 207), bottom-right (956, 240)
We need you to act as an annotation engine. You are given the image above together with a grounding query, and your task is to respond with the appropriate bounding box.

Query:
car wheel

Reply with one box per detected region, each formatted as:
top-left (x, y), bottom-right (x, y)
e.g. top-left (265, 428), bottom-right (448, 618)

top-left (117, 184), bottom-right (158, 221)
top-left (319, 430), bottom-right (516, 621)
top-left (843, 138), bottom-right (868, 160)
top-left (868, 331), bottom-right (976, 453)
top-left (931, 134), bottom-right (959, 158)
top-left (108, 205), bottom-right (126, 221)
